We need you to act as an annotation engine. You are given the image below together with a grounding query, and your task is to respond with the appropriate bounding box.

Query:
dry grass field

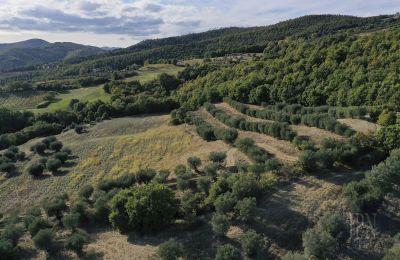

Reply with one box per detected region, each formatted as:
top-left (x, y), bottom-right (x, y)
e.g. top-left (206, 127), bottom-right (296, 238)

top-left (0, 91), bottom-right (48, 110)
top-left (0, 114), bottom-right (249, 213)
top-left (338, 118), bottom-right (379, 135)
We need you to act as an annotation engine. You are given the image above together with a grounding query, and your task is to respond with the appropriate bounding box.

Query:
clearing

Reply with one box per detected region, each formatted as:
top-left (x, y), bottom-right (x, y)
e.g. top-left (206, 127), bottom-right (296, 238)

top-left (124, 64), bottom-right (184, 83)
top-left (338, 118), bottom-right (379, 135)
top-left (0, 91), bottom-right (48, 110)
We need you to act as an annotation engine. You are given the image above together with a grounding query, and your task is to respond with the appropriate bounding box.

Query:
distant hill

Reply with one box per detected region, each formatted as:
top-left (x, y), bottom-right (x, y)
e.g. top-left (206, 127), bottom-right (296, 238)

top-left (66, 14), bottom-right (400, 71)
top-left (0, 40), bottom-right (106, 71)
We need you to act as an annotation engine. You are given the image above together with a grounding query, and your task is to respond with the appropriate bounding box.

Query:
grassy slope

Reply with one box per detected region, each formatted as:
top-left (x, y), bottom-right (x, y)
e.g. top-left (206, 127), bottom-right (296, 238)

top-left (0, 115), bottom-right (248, 213)
top-left (2, 64), bottom-right (183, 113)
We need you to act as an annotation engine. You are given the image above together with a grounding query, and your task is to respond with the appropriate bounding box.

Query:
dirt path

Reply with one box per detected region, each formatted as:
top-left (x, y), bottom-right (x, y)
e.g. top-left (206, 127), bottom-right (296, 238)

top-left (215, 102), bottom-right (274, 123)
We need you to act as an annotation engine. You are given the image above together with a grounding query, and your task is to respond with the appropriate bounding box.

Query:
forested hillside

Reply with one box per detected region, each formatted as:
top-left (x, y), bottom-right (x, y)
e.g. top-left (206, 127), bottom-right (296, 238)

top-left (176, 28), bottom-right (400, 109)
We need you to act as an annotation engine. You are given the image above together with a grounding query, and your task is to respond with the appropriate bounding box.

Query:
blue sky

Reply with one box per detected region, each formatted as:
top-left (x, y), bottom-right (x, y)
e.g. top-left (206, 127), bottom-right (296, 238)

top-left (0, 0), bottom-right (399, 47)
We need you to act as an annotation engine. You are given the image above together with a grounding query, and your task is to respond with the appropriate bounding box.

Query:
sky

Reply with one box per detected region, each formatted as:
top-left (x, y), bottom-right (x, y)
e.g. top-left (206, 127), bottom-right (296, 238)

top-left (0, 0), bottom-right (399, 47)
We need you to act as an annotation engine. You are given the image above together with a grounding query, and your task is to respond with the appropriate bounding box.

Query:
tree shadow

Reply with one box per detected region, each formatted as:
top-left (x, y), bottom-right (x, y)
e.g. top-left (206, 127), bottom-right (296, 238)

top-left (312, 170), bottom-right (365, 186)
top-left (63, 161), bottom-right (77, 168)
top-left (53, 170), bottom-right (69, 177)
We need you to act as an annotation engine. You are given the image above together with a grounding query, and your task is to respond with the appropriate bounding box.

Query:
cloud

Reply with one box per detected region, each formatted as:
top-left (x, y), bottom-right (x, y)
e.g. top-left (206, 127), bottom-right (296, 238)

top-left (144, 3), bottom-right (163, 12)
top-left (0, 5), bottom-right (164, 35)
top-left (0, 0), bottom-right (399, 47)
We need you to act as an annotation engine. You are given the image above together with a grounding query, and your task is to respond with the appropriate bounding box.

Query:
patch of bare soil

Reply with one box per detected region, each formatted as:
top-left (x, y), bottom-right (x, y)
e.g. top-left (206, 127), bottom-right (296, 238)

top-left (338, 118), bottom-right (379, 135)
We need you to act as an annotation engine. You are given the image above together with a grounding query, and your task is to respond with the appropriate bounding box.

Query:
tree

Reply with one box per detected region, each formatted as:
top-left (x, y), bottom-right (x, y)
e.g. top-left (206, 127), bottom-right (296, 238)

top-left (187, 156), bottom-right (202, 172)
top-left (66, 231), bottom-right (88, 254)
top-left (157, 239), bottom-right (183, 260)
top-left (0, 162), bottom-right (15, 175)
top-left (302, 227), bottom-right (336, 259)
top-left (211, 213), bottom-right (230, 237)
top-left (2, 225), bottom-right (24, 247)
top-left (62, 213), bottom-right (80, 230)
top-left (79, 185), bottom-right (94, 199)
top-left (33, 142), bottom-right (47, 154)
top-left (33, 228), bottom-right (54, 251)
top-left (49, 141), bottom-right (63, 152)
top-left (378, 110), bottom-right (397, 126)
top-left (154, 170), bottom-right (170, 184)
top-left (46, 158), bottom-right (62, 174)
top-left (215, 244), bottom-right (241, 260)
top-left (44, 198), bottom-right (67, 220)
top-left (208, 152), bottom-right (227, 164)
top-left (298, 150), bottom-right (317, 172)
top-left (136, 168), bottom-right (157, 184)
top-left (196, 176), bottom-right (212, 193)
top-left (28, 218), bottom-right (51, 237)
top-left (240, 230), bottom-right (263, 257)
top-left (180, 192), bottom-right (201, 222)
top-left (235, 197), bottom-right (256, 222)
top-left (0, 239), bottom-right (15, 259)
top-left (53, 152), bottom-right (68, 163)
top-left (28, 163), bottom-right (44, 177)
top-left (318, 213), bottom-right (349, 244)
top-left (214, 192), bottom-right (236, 214)
top-left (110, 184), bottom-right (177, 233)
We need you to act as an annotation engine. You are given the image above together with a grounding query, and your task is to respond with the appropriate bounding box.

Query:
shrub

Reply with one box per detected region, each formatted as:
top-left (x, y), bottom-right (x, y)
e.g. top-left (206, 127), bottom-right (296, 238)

top-left (187, 156), bottom-right (201, 171)
top-left (204, 163), bottom-right (219, 178)
top-left (158, 239), bottom-right (183, 260)
top-left (136, 168), bottom-right (157, 184)
top-left (2, 225), bottom-right (24, 246)
top-left (79, 185), bottom-right (94, 200)
top-left (235, 197), bottom-right (256, 222)
top-left (318, 213), bottom-right (349, 244)
top-left (53, 152), bottom-right (68, 163)
top-left (16, 151), bottom-right (25, 161)
top-left (302, 227), bottom-right (336, 259)
top-left (215, 244), bottom-right (241, 260)
top-left (33, 228), bottom-right (54, 251)
top-left (197, 176), bottom-right (212, 193)
top-left (154, 170), bottom-right (170, 183)
top-left (62, 147), bottom-right (72, 155)
top-left (214, 192), bottom-right (236, 214)
top-left (211, 213), bottom-right (230, 237)
top-left (66, 231), bottom-right (88, 254)
top-left (28, 218), bottom-right (51, 237)
top-left (0, 162), bottom-right (15, 174)
top-left (62, 213), bottom-right (80, 230)
top-left (44, 198), bottom-right (67, 220)
top-left (3, 150), bottom-right (16, 162)
top-left (42, 136), bottom-right (57, 147)
top-left (49, 141), bottom-right (63, 152)
top-left (383, 240), bottom-right (400, 260)
top-left (298, 150), bottom-right (317, 172)
top-left (75, 125), bottom-right (84, 134)
top-left (240, 230), bottom-right (263, 257)
top-left (28, 163), bottom-right (44, 178)
top-left (110, 184), bottom-right (177, 233)
top-left (378, 110), bottom-right (397, 126)
top-left (46, 158), bottom-right (62, 174)
top-left (208, 151), bottom-right (227, 163)
top-left (0, 239), bottom-right (15, 259)
top-left (33, 142), bottom-right (47, 154)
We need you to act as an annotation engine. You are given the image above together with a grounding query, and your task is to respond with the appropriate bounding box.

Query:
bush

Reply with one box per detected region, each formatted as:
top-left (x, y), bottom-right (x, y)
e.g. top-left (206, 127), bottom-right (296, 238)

top-left (215, 244), bottom-right (241, 260)
top-left (110, 184), bottom-right (177, 233)
top-left (42, 136), bottom-right (57, 147)
top-left (75, 125), bottom-right (84, 134)
top-left (157, 239), bottom-right (183, 260)
top-left (136, 168), bottom-right (157, 184)
top-left (49, 141), bottom-right (63, 152)
top-left (214, 192), bottom-right (236, 214)
top-left (240, 230), bottom-right (263, 257)
top-left (62, 213), bottom-right (80, 230)
top-left (44, 198), bottom-right (67, 220)
top-left (0, 162), bottom-right (15, 174)
top-left (197, 177), bottom-right (212, 193)
top-left (318, 213), bottom-right (349, 244)
top-left (0, 239), bottom-right (15, 259)
top-left (66, 231), bottom-right (88, 254)
top-left (302, 227), bottom-right (336, 259)
top-left (298, 150), bottom-right (317, 172)
top-left (154, 170), bottom-right (170, 183)
top-left (28, 163), bottom-right (44, 177)
top-left (187, 156), bottom-right (202, 171)
top-left (28, 218), bottom-right (51, 237)
top-left (180, 192), bottom-right (202, 222)
top-left (208, 151), bottom-right (227, 163)
top-left (46, 158), bottom-right (62, 174)
top-left (3, 150), bottom-right (16, 162)
top-left (33, 142), bottom-right (47, 154)
top-left (211, 213), bottom-right (230, 237)
top-left (79, 185), bottom-right (94, 199)
top-left (235, 197), bottom-right (256, 222)
top-left (53, 152), bottom-right (68, 163)
top-left (33, 228), bottom-right (54, 251)
top-left (2, 225), bottom-right (24, 246)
